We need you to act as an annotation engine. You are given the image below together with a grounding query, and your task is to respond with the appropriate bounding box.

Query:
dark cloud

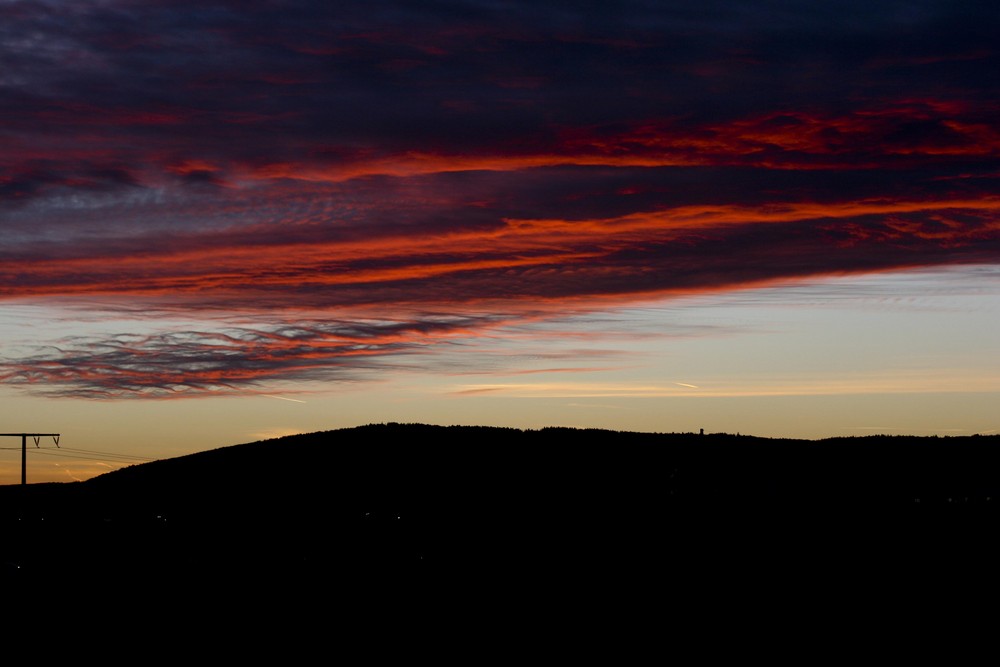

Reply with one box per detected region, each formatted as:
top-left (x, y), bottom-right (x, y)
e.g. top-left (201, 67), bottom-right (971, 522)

top-left (4, 1), bottom-right (996, 161)
top-left (0, 315), bottom-right (507, 398)
top-left (1, 0), bottom-right (998, 396)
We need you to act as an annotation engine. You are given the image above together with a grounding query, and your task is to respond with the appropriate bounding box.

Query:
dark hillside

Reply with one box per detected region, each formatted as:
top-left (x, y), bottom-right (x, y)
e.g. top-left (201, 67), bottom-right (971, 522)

top-left (2, 424), bottom-right (999, 585)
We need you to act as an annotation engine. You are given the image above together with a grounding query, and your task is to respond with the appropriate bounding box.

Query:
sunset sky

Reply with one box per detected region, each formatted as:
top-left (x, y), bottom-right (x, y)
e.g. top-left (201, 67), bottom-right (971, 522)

top-left (2, 0), bottom-right (998, 484)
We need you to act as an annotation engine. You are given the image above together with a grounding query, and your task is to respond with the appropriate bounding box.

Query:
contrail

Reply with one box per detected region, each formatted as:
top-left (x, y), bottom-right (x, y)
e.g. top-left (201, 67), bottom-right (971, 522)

top-left (675, 382), bottom-right (699, 389)
top-left (262, 394), bottom-right (307, 403)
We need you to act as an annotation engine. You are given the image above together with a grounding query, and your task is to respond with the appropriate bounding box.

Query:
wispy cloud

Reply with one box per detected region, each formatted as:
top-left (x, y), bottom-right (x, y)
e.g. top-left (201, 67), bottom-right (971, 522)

top-left (0, 315), bottom-right (506, 398)
top-left (447, 369), bottom-right (1000, 398)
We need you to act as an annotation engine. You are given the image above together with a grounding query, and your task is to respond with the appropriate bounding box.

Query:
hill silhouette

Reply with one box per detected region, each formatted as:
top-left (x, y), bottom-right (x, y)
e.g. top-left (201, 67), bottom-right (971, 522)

top-left (2, 423), bottom-right (999, 586)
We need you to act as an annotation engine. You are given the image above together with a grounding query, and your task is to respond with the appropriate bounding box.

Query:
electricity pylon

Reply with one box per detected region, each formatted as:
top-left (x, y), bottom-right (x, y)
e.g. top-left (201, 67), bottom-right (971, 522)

top-left (1, 433), bottom-right (61, 486)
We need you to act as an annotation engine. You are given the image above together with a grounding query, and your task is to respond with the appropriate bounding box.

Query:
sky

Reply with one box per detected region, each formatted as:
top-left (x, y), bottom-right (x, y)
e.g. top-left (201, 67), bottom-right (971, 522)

top-left (1, 0), bottom-right (998, 484)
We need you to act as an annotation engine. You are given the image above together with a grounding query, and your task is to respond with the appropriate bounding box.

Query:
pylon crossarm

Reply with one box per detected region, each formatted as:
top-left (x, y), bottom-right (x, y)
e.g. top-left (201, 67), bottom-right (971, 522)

top-left (0, 433), bottom-right (62, 485)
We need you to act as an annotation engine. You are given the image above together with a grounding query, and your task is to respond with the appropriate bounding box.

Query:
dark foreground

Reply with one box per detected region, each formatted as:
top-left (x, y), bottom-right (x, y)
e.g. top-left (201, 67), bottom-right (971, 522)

top-left (2, 424), bottom-right (999, 598)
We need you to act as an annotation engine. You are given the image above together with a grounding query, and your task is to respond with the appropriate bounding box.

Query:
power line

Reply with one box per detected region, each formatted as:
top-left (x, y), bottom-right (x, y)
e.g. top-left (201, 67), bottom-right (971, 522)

top-left (31, 449), bottom-right (157, 464)
top-left (0, 444), bottom-right (156, 462)
top-left (37, 446), bottom-right (157, 462)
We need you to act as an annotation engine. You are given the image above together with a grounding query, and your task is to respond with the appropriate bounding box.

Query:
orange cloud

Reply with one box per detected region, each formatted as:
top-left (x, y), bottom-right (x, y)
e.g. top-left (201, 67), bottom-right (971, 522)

top-left (2, 195), bottom-right (997, 306)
